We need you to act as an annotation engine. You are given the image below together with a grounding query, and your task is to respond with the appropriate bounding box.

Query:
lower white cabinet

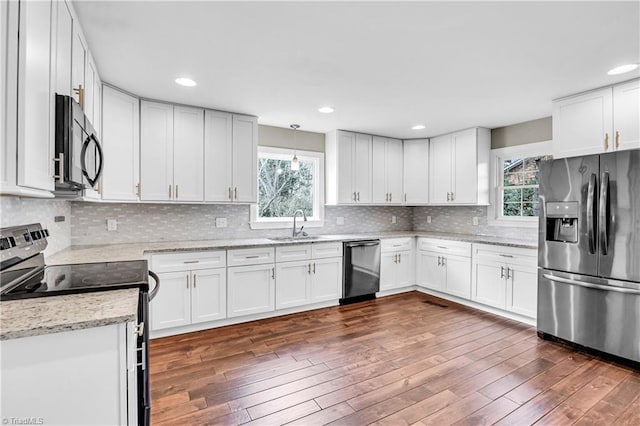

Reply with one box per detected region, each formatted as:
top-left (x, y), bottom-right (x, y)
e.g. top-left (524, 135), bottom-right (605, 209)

top-left (380, 238), bottom-right (414, 291)
top-left (227, 263), bottom-right (275, 318)
top-left (472, 244), bottom-right (538, 318)
top-left (151, 268), bottom-right (227, 330)
top-left (1, 323), bottom-right (136, 425)
top-left (416, 238), bottom-right (472, 298)
top-left (311, 257), bottom-right (342, 302)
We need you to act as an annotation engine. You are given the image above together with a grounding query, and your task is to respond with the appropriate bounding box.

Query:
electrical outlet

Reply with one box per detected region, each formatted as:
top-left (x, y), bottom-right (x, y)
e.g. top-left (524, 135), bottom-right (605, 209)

top-left (215, 218), bottom-right (227, 228)
top-left (391, 215), bottom-right (397, 224)
top-left (336, 216), bottom-right (344, 225)
top-left (106, 219), bottom-right (117, 231)
top-left (427, 216), bottom-right (432, 224)
top-left (472, 217), bottom-right (479, 226)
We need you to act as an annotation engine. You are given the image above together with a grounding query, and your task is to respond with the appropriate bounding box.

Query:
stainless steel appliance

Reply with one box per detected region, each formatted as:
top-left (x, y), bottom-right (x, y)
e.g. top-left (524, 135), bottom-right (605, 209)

top-left (537, 150), bottom-right (640, 364)
top-left (53, 94), bottom-right (104, 197)
top-left (0, 223), bottom-right (158, 426)
top-left (341, 240), bottom-right (381, 304)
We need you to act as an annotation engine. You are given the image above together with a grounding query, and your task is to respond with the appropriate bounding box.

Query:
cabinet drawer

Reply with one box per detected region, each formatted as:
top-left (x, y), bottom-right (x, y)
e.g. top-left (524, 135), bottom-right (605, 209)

top-left (311, 242), bottom-right (343, 259)
top-left (473, 243), bottom-right (537, 267)
top-left (227, 247), bottom-right (275, 266)
top-left (150, 250), bottom-right (226, 273)
top-left (418, 238), bottom-right (471, 257)
top-left (381, 237), bottom-right (413, 253)
top-left (275, 244), bottom-right (312, 262)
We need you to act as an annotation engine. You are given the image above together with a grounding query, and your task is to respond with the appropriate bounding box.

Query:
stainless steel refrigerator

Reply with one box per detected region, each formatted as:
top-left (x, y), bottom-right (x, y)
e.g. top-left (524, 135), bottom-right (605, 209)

top-left (537, 149), bottom-right (640, 363)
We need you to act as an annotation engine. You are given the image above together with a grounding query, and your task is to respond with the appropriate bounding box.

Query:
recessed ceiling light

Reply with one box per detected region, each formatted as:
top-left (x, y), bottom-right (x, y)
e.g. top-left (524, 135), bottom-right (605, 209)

top-left (607, 64), bottom-right (639, 75)
top-left (175, 77), bottom-right (197, 87)
top-left (412, 124), bottom-right (426, 130)
top-left (318, 106), bottom-right (334, 114)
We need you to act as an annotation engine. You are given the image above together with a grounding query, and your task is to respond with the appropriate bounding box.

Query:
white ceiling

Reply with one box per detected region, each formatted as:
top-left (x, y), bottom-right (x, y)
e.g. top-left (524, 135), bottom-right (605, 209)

top-left (74, 1), bottom-right (639, 139)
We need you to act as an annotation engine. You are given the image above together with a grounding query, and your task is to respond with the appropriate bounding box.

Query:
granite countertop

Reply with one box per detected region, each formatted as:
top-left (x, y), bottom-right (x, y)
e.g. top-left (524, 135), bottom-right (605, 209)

top-left (47, 231), bottom-right (537, 265)
top-left (0, 289), bottom-right (139, 340)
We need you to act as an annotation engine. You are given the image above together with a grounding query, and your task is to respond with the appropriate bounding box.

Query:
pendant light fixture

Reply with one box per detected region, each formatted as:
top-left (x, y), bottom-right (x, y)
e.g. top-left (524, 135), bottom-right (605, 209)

top-left (290, 124), bottom-right (300, 171)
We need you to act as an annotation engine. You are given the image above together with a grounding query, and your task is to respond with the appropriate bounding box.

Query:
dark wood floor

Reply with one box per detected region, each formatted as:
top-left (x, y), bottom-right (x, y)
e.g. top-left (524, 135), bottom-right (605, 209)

top-left (149, 291), bottom-right (640, 425)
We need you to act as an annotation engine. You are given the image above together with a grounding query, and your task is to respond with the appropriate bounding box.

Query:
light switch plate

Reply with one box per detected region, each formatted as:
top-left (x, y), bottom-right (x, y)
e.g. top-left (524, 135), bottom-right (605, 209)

top-left (391, 215), bottom-right (397, 224)
top-left (472, 217), bottom-right (479, 226)
top-left (107, 219), bottom-right (117, 231)
top-left (336, 216), bottom-right (344, 225)
top-left (215, 218), bottom-right (228, 228)
top-left (427, 216), bottom-right (432, 224)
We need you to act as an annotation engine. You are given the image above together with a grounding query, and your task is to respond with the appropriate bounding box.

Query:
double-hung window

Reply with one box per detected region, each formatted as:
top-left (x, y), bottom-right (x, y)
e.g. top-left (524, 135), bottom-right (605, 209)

top-left (250, 146), bottom-right (324, 229)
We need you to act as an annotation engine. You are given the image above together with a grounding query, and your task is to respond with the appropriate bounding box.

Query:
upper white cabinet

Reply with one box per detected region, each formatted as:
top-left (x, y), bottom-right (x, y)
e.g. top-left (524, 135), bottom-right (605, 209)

top-left (326, 130), bottom-right (372, 204)
top-left (428, 128), bottom-right (490, 205)
top-left (402, 139), bottom-right (429, 204)
top-left (204, 112), bottom-right (257, 203)
top-left (101, 85), bottom-right (140, 201)
top-left (71, 22), bottom-right (86, 108)
top-left (372, 136), bottom-right (403, 204)
top-left (140, 102), bottom-right (204, 202)
top-left (553, 79), bottom-right (639, 158)
top-left (53, 0), bottom-right (72, 98)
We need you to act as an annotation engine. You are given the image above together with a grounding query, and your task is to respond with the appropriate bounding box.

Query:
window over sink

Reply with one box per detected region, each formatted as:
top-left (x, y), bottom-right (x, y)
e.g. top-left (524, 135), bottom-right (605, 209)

top-left (250, 147), bottom-right (325, 229)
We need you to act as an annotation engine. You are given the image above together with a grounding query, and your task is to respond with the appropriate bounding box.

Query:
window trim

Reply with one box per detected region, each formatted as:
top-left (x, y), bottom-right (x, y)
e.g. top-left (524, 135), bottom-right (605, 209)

top-left (250, 146), bottom-right (325, 230)
top-left (488, 140), bottom-right (552, 228)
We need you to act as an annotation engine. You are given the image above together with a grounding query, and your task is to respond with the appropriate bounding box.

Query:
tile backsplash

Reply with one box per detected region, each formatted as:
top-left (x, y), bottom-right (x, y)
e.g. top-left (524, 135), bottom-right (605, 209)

top-left (70, 202), bottom-right (413, 246)
top-left (0, 196), bottom-right (71, 256)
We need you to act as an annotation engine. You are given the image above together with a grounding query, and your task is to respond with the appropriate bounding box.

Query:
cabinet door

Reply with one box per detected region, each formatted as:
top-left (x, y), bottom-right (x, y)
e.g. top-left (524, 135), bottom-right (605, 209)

top-left (16, 0), bottom-right (54, 192)
top-left (371, 136), bottom-right (388, 204)
top-left (173, 106), bottom-right (204, 201)
top-left (428, 134), bottom-right (452, 204)
top-left (553, 88), bottom-right (613, 158)
top-left (311, 257), bottom-right (342, 303)
top-left (191, 268), bottom-right (227, 324)
top-left (101, 86), bottom-right (139, 201)
top-left (403, 139), bottom-right (429, 204)
top-left (204, 110), bottom-right (233, 202)
top-left (232, 114), bottom-right (257, 203)
top-left (396, 250), bottom-right (413, 287)
top-left (451, 128), bottom-right (477, 204)
top-left (613, 79), bottom-right (640, 152)
top-left (71, 24), bottom-right (86, 108)
top-left (84, 55), bottom-right (95, 124)
top-left (380, 251), bottom-right (397, 290)
top-left (140, 100), bottom-right (173, 201)
top-left (443, 255), bottom-right (471, 298)
top-left (275, 260), bottom-right (311, 309)
top-left (416, 251), bottom-right (443, 291)
top-left (386, 138), bottom-right (403, 204)
top-left (337, 131), bottom-right (355, 203)
top-left (354, 133), bottom-right (372, 202)
top-left (151, 271), bottom-right (191, 330)
top-left (472, 261), bottom-right (506, 309)
top-left (506, 264), bottom-right (537, 318)
top-left (54, 0), bottom-right (72, 97)
top-left (227, 264), bottom-right (275, 318)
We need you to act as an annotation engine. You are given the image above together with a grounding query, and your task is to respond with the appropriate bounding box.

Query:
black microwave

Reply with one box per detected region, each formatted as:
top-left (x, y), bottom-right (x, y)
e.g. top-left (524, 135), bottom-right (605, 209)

top-left (53, 94), bottom-right (103, 196)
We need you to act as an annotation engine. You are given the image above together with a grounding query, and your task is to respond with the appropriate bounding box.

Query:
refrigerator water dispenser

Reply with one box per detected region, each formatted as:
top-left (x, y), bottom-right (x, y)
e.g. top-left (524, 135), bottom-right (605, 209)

top-left (546, 202), bottom-right (579, 243)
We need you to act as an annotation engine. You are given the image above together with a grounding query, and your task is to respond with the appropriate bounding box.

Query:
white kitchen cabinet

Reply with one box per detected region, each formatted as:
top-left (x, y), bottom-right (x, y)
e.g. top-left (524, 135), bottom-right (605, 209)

top-left (380, 238), bottom-right (414, 291)
top-left (311, 257), bottom-right (342, 303)
top-left (416, 238), bottom-right (472, 298)
top-left (276, 260), bottom-right (311, 309)
top-left (402, 139), bottom-right (429, 204)
top-left (553, 79), bottom-right (639, 158)
top-left (140, 100), bottom-right (174, 201)
top-left (101, 85), bottom-right (140, 201)
top-left (228, 264), bottom-right (275, 318)
top-left (173, 106), bottom-right (204, 201)
top-left (372, 136), bottom-right (403, 204)
top-left (472, 244), bottom-right (538, 319)
top-left (71, 22), bottom-right (86, 108)
top-left (151, 271), bottom-right (191, 330)
top-left (326, 130), bottom-right (372, 204)
top-left (204, 111), bottom-right (257, 203)
top-left (428, 128), bottom-right (490, 205)
top-left (1, 323), bottom-right (136, 425)
top-left (191, 268), bottom-right (227, 324)
top-left (54, 0), bottom-right (72, 98)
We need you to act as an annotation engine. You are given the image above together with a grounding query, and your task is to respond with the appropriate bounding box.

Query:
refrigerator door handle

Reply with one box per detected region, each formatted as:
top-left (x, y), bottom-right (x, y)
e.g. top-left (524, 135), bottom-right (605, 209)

top-left (599, 171), bottom-right (610, 255)
top-left (587, 173), bottom-right (597, 254)
top-left (542, 273), bottom-right (640, 295)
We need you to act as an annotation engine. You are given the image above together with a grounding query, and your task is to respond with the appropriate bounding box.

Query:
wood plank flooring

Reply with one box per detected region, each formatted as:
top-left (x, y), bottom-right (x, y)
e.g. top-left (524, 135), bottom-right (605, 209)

top-left (149, 291), bottom-right (640, 425)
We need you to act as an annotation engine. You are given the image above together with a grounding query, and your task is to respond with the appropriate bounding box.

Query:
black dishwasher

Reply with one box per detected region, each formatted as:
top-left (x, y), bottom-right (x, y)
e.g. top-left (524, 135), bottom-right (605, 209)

top-left (340, 240), bottom-right (381, 304)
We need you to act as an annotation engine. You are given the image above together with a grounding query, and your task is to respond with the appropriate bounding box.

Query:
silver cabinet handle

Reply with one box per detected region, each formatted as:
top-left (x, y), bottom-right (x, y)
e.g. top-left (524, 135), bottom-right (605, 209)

top-left (499, 254), bottom-right (514, 258)
top-left (353, 191), bottom-right (356, 201)
top-left (53, 153), bottom-right (65, 183)
top-left (437, 256), bottom-right (441, 266)
top-left (385, 193), bottom-right (388, 202)
top-left (134, 322), bottom-right (144, 337)
top-left (193, 273), bottom-right (197, 288)
top-left (404, 193), bottom-right (407, 203)
top-left (398, 253), bottom-right (401, 264)
top-left (228, 187), bottom-right (232, 200)
top-left (389, 193), bottom-right (392, 202)
top-left (500, 266), bottom-right (505, 279)
top-left (183, 260), bottom-right (200, 264)
top-left (186, 273), bottom-right (189, 288)
top-left (176, 184), bottom-right (179, 199)
top-left (357, 192), bottom-right (360, 201)
top-left (308, 263), bottom-right (311, 274)
top-left (313, 263), bottom-right (316, 274)
top-left (245, 255), bottom-right (260, 259)
top-left (393, 254), bottom-right (398, 264)
top-left (441, 257), bottom-right (446, 267)
top-left (169, 185), bottom-right (172, 199)
top-left (447, 192), bottom-right (450, 201)
top-left (234, 187), bottom-right (238, 200)
top-left (506, 268), bottom-right (512, 280)
top-left (271, 267), bottom-right (275, 280)
top-left (451, 192), bottom-right (454, 201)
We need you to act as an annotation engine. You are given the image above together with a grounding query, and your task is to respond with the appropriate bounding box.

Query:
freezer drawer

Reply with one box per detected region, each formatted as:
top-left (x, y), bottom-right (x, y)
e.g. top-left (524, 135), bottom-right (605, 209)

top-left (537, 268), bottom-right (640, 363)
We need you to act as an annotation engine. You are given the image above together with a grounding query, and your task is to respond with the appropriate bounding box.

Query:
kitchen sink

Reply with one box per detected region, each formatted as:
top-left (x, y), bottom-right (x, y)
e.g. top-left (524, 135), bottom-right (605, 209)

top-left (267, 236), bottom-right (329, 242)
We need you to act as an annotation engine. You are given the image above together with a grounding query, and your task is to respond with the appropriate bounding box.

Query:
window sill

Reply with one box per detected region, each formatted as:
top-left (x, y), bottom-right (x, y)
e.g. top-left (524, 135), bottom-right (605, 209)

top-left (487, 217), bottom-right (539, 228)
top-left (249, 220), bottom-right (325, 230)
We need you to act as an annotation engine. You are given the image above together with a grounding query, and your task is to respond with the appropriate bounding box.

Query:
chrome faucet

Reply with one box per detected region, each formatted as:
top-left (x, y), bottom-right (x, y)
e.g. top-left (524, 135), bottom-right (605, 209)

top-left (292, 209), bottom-right (308, 238)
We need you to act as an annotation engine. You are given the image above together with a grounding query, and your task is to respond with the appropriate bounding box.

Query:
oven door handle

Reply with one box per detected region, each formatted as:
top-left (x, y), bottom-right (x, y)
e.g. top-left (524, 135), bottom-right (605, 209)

top-left (148, 270), bottom-right (160, 301)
